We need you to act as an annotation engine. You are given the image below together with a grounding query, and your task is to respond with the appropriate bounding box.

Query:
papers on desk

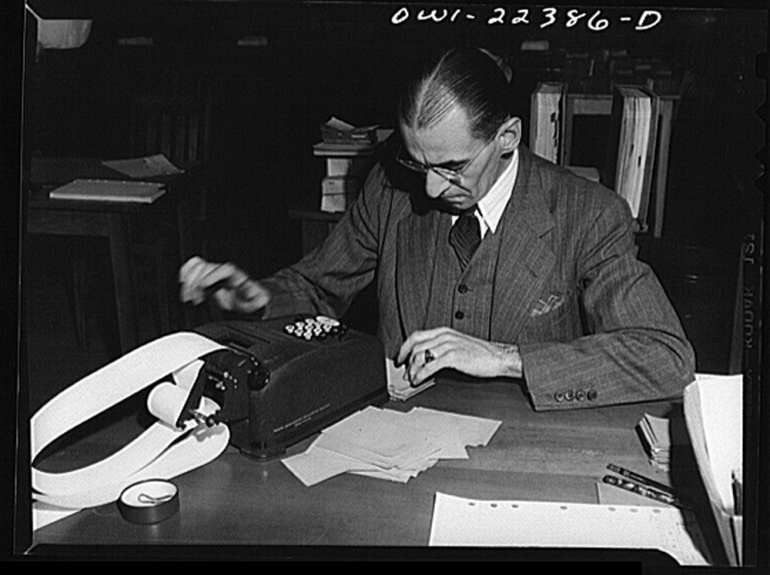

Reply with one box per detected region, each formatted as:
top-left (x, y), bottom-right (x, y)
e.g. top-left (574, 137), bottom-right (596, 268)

top-left (102, 154), bottom-right (184, 178)
top-left (636, 412), bottom-right (688, 472)
top-left (49, 179), bottom-right (166, 203)
top-left (386, 358), bottom-right (436, 401)
top-left (429, 492), bottom-right (710, 565)
top-left (684, 373), bottom-right (743, 565)
top-left (281, 406), bottom-right (501, 486)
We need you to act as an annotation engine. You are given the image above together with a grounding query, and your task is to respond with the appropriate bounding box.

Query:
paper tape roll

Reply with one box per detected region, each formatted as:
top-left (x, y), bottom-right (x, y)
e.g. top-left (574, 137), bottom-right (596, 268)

top-left (148, 381), bottom-right (196, 428)
top-left (31, 331), bottom-right (230, 522)
top-left (118, 479), bottom-right (180, 524)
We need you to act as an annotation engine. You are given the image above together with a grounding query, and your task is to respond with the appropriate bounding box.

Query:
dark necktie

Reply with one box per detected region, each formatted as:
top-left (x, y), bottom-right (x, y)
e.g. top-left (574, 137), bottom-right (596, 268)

top-left (449, 209), bottom-right (481, 271)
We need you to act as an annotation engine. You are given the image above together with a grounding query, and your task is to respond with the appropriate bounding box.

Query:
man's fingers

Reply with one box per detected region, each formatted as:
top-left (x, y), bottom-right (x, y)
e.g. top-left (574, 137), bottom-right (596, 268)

top-left (179, 256), bottom-right (204, 281)
top-left (396, 327), bottom-right (450, 364)
top-left (239, 280), bottom-right (270, 308)
top-left (180, 259), bottom-right (242, 303)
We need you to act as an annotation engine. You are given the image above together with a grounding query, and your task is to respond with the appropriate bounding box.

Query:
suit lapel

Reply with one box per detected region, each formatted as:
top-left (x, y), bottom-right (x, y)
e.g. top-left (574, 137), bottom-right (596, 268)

top-left (394, 147), bottom-right (557, 342)
top-left (396, 207), bottom-right (445, 335)
top-left (491, 147), bottom-right (557, 341)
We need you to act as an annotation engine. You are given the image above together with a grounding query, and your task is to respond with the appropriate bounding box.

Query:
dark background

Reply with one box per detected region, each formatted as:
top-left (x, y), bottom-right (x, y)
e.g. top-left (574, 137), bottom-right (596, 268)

top-left (22, 2), bottom-right (765, 268)
top-left (20, 1), bottom-right (766, 375)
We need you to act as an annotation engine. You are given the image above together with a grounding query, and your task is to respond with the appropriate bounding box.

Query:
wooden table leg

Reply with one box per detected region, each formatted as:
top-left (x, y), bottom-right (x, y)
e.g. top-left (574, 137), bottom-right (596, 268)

top-left (107, 213), bottom-right (139, 353)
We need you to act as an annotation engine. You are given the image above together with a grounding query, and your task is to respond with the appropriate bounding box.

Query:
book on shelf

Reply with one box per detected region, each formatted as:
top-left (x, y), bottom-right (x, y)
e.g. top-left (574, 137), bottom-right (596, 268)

top-left (313, 128), bottom-right (394, 156)
top-left (603, 84), bottom-right (660, 230)
top-left (529, 82), bottom-right (566, 165)
top-left (48, 179), bottom-right (166, 203)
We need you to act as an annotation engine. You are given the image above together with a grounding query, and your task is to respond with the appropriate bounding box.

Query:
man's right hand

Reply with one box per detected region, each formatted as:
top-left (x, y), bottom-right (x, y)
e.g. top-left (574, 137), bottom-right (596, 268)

top-left (179, 256), bottom-right (270, 313)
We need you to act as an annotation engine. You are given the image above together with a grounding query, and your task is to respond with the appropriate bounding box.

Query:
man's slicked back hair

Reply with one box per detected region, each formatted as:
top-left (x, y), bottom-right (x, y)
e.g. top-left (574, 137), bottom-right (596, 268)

top-left (398, 46), bottom-right (513, 141)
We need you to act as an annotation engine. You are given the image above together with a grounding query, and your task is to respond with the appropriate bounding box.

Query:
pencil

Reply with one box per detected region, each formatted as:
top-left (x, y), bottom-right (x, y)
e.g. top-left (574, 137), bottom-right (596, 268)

top-left (602, 475), bottom-right (689, 509)
top-left (607, 463), bottom-right (676, 497)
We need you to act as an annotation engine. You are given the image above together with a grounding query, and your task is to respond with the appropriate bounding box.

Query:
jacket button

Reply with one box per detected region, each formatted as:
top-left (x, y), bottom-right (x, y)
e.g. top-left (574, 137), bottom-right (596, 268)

top-left (554, 391), bottom-right (565, 402)
top-left (564, 390), bottom-right (574, 401)
top-left (575, 390), bottom-right (586, 401)
top-left (587, 390), bottom-right (598, 401)
top-left (457, 284), bottom-right (468, 294)
top-left (454, 310), bottom-right (465, 320)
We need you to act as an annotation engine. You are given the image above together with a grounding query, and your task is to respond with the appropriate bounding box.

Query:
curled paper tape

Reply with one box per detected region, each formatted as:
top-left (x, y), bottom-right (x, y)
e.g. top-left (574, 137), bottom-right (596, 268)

top-left (118, 480), bottom-right (180, 524)
top-left (31, 332), bottom-right (230, 523)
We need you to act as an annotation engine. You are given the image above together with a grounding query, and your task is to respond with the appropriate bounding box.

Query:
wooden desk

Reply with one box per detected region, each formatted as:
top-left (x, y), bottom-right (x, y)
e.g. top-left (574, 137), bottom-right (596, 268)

top-left (25, 158), bottom-right (205, 353)
top-left (29, 378), bottom-right (723, 562)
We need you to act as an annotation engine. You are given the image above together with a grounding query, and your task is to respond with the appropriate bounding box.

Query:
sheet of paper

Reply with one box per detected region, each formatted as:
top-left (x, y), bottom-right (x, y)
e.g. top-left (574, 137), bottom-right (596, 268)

top-left (685, 374), bottom-right (743, 513)
top-left (318, 406), bottom-right (442, 468)
top-left (32, 502), bottom-right (81, 531)
top-left (596, 480), bottom-right (669, 508)
top-left (411, 407), bottom-right (501, 447)
top-left (281, 439), bottom-right (382, 487)
top-left (429, 492), bottom-right (710, 565)
top-left (683, 373), bottom-right (743, 565)
top-left (386, 409), bottom-right (468, 459)
top-left (281, 405), bottom-right (502, 486)
top-left (102, 154), bottom-right (184, 178)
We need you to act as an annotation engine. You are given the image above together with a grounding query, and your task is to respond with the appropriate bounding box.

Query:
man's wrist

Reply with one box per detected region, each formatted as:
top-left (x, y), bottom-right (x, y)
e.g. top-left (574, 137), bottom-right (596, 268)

top-left (492, 342), bottom-right (523, 378)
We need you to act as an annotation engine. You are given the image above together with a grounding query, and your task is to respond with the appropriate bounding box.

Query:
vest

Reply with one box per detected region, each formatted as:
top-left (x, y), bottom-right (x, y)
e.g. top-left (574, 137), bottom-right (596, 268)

top-left (422, 214), bottom-right (504, 339)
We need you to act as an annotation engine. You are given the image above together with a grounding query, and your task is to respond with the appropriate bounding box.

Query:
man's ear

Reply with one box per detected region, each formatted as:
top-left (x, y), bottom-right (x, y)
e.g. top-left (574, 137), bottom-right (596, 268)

top-left (497, 116), bottom-right (521, 154)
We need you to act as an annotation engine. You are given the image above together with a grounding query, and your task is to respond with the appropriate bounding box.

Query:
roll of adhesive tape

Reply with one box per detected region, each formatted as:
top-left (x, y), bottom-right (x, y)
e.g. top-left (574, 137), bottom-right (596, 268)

top-left (118, 479), bottom-right (180, 524)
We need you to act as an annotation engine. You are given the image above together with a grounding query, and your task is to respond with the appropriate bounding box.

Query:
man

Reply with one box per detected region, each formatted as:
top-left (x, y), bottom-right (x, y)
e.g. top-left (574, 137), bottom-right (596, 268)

top-left (179, 46), bottom-right (695, 410)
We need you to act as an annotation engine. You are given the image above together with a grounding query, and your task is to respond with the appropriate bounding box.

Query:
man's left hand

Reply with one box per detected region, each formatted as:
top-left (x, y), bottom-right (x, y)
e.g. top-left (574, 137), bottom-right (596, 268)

top-left (396, 327), bottom-right (523, 387)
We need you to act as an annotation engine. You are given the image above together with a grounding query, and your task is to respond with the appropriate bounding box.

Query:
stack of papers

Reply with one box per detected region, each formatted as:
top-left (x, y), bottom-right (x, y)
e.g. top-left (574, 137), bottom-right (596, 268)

top-left (637, 413), bottom-right (675, 471)
top-left (320, 117), bottom-right (379, 146)
top-left (684, 373), bottom-right (743, 565)
top-left (282, 406), bottom-right (501, 486)
top-left (386, 359), bottom-right (436, 401)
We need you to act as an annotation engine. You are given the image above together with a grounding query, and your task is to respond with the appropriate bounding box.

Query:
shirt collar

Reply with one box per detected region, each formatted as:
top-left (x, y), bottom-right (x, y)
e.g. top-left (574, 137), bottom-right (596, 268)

top-left (453, 147), bottom-right (518, 237)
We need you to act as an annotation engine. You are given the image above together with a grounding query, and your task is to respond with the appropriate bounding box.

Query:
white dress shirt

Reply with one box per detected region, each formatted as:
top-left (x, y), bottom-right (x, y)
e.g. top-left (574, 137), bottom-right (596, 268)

top-left (452, 148), bottom-right (519, 238)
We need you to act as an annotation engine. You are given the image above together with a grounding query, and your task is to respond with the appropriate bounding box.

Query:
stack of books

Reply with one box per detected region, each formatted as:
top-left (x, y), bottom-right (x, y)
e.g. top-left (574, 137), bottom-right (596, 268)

top-left (314, 118), bottom-right (391, 213)
top-left (318, 155), bottom-right (372, 213)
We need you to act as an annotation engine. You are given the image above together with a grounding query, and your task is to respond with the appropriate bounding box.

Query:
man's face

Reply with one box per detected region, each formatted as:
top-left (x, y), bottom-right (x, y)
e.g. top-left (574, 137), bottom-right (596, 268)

top-left (400, 106), bottom-right (507, 213)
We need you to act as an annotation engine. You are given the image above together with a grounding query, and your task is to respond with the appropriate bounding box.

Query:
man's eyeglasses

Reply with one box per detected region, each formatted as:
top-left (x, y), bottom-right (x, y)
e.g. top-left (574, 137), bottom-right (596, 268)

top-left (396, 138), bottom-right (494, 183)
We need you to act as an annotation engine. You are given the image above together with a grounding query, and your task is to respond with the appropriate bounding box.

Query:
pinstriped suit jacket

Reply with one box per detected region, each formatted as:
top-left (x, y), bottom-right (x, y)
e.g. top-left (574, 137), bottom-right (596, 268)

top-left (260, 145), bottom-right (695, 410)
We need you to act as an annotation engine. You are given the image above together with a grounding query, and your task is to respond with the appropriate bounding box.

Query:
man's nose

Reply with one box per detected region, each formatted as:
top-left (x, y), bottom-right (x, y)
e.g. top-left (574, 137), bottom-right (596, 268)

top-left (425, 170), bottom-right (449, 199)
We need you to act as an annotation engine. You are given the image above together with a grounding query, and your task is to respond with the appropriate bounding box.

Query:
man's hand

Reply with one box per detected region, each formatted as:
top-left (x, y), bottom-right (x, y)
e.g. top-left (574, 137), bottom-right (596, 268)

top-left (396, 327), bottom-right (523, 387)
top-left (179, 256), bottom-right (270, 313)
